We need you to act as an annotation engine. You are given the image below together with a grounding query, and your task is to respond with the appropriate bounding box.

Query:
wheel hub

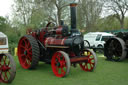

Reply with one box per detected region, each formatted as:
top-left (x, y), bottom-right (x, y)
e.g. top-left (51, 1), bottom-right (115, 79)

top-left (56, 62), bottom-right (60, 67)
top-left (1, 65), bottom-right (10, 72)
top-left (24, 50), bottom-right (27, 55)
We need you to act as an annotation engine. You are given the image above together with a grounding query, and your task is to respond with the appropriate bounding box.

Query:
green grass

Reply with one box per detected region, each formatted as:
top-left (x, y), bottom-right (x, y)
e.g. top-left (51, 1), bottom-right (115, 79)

top-left (1, 53), bottom-right (128, 85)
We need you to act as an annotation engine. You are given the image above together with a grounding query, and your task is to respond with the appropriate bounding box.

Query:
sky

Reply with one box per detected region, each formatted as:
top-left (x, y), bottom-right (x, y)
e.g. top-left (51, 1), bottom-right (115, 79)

top-left (0, 0), bottom-right (14, 17)
top-left (0, 0), bottom-right (127, 18)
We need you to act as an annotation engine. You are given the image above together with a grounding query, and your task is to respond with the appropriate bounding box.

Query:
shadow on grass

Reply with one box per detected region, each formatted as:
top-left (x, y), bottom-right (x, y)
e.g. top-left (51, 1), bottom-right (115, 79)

top-left (96, 53), bottom-right (128, 63)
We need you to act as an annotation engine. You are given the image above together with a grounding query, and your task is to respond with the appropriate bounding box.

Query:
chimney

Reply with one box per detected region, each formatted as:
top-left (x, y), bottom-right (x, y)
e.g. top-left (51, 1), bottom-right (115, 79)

top-left (70, 3), bottom-right (77, 30)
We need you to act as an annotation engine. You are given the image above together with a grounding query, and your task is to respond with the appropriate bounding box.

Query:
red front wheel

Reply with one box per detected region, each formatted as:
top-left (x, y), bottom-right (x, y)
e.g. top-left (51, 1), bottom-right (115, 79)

top-left (18, 35), bottom-right (39, 69)
top-left (79, 49), bottom-right (97, 72)
top-left (51, 51), bottom-right (70, 77)
top-left (0, 53), bottom-right (16, 83)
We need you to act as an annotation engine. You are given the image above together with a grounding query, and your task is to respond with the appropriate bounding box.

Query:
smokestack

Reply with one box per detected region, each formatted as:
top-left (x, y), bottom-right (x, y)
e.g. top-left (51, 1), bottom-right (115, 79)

top-left (70, 3), bottom-right (77, 30)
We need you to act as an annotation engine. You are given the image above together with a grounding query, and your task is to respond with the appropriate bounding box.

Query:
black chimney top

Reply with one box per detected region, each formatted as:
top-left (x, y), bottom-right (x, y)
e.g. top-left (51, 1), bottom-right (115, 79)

top-left (70, 3), bottom-right (80, 35)
top-left (70, 3), bottom-right (77, 30)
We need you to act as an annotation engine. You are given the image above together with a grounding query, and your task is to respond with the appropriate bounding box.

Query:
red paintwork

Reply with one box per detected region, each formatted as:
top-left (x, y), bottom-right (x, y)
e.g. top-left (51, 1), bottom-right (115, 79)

top-left (17, 3), bottom-right (97, 78)
top-left (51, 51), bottom-right (67, 77)
top-left (26, 28), bottom-right (40, 40)
top-left (38, 29), bottom-right (46, 43)
top-left (18, 37), bottom-right (32, 69)
top-left (70, 3), bottom-right (77, 7)
top-left (69, 52), bottom-right (76, 57)
top-left (56, 26), bottom-right (63, 35)
top-left (70, 57), bottom-right (88, 63)
top-left (44, 37), bottom-right (67, 46)
top-left (0, 55), bottom-right (11, 83)
top-left (79, 51), bottom-right (95, 71)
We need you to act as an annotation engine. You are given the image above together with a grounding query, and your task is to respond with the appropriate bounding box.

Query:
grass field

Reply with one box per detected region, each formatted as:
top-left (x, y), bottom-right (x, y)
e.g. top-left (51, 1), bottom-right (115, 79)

top-left (1, 53), bottom-right (128, 85)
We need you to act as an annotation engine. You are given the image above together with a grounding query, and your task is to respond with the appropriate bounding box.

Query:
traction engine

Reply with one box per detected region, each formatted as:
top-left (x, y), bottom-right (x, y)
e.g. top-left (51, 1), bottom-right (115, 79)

top-left (18, 3), bottom-right (97, 77)
top-left (104, 32), bottom-right (128, 61)
top-left (0, 32), bottom-right (16, 83)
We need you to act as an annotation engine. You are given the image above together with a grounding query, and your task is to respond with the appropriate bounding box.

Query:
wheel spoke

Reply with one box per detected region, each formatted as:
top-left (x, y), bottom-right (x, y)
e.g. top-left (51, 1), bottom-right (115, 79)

top-left (27, 50), bottom-right (32, 55)
top-left (56, 66), bottom-right (59, 72)
top-left (0, 71), bottom-right (2, 77)
top-left (4, 72), bottom-right (8, 81)
top-left (8, 71), bottom-right (11, 75)
top-left (20, 45), bottom-right (25, 49)
top-left (26, 41), bottom-right (30, 48)
top-left (3, 56), bottom-right (7, 64)
top-left (26, 42), bottom-right (30, 48)
top-left (23, 39), bottom-right (27, 46)
top-left (91, 63), bottom-right (94, 68)
top-left (26, 58), bottom-right (31, 65)
top-left (57, 53), bottom-right (61, 62)
top-left (28, 47), bottom-right (32, 52)
top-left (0, 64), bottom-right (1, 67)
top-left (61, 68), bottom-right (66, 74)
top-left (84, 63), bottom-right (88, 70)
top-left (7, 61), bottom-right (10, 66)
top-left (20, 54), bottom-right (26, 57)
top-left (23, 60), bottom-right (27, 65)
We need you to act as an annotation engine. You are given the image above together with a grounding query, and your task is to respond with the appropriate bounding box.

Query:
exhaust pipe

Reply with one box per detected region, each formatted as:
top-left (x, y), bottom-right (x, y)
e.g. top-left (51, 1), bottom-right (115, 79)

top-left (70, 3), bottom-right (79, 35)
top-left (70, 3), bottom-right (77, 29)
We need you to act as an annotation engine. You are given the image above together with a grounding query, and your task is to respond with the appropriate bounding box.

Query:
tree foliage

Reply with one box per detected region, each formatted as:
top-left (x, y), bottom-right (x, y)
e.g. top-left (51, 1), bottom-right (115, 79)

top-left (104, 0), bottom-right (128, 29)
top-left (0, 16), bottom-right (8, 32)
top-left (5, 0), bottom-right (128, 35)
top-left (77, 0), bottom-right (103, 32)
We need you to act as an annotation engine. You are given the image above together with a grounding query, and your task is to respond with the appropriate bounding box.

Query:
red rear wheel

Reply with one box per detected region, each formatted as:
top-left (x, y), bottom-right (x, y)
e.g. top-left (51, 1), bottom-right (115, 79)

top-left (18, 35), bottom-right (39, 69)
top-left (51, 51), bottom-right (70, 77)
top-left (0, 53), bottom-right (16, 83)
top-left (79, 49), bottom-right (97, 72)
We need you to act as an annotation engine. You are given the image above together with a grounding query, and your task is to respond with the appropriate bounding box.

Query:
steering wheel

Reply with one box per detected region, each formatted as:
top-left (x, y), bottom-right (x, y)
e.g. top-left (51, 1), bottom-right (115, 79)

top-left (45, 22), bottom-right (56, 31)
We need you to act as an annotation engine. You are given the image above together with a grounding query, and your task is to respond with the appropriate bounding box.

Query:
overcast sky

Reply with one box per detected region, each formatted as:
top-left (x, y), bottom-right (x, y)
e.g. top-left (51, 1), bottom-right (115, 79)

top-left (0, 0), bottom-right (127, 18)
top-left (0, 0), bottom-right (14, 17)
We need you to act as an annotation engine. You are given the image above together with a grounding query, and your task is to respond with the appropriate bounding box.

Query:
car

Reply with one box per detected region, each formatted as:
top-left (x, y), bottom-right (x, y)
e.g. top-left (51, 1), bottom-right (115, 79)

top-left (83, 32), bottom-right (115, 49)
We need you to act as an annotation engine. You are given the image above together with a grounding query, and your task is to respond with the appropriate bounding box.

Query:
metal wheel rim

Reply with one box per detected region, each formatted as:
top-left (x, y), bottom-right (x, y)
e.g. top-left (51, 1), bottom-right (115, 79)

top-left (51, 51), bottom-right (70, 77)
top-left (18, 37), bottom-right (32, 69)
top-left (79, 49), bottom-right (97, 72)
top-left (0, 53), bottom-right (16, 83)
top-left (104, 37), bottom-right (126, 61)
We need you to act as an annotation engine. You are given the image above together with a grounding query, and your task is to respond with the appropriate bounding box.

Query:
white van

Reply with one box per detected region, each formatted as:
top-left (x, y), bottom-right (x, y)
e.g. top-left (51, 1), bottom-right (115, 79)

top-left (84, 32), bottom-right (115, 48)
top-left (0, 32), bottom-right (9, 53)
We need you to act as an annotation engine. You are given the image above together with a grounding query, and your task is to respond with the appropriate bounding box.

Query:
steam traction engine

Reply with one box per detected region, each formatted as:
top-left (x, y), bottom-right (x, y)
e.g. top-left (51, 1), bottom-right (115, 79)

top-left (0, 32), bottom-right (16, 83)
top-left (18, 3), bottom-right (97, 77)
top-left (104, 32), bottom-right (128, 61)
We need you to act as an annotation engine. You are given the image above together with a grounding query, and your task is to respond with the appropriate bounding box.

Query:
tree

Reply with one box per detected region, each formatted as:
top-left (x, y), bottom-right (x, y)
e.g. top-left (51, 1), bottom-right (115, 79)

top-left (77, 0), bottom-right (103, 32)
top-left (0, 16), bottom-right (9, 32)
top-left (104, 0), bottom-right (128, 29)
top-left (45, 0), bottom-right (73, 25)
top-left (12, 0), bottom-right (47, 28)
top-left (97, 15), bottom-right (120, 31)
top-left (12, 0), bottom-right (76, 28)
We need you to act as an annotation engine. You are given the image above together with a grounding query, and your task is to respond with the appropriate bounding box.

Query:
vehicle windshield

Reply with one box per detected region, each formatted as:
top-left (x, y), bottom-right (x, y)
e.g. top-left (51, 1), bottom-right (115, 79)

top-left (101, 36), bottom-right (113, 41)
top-left (0, 37), bottom-right (6, 45)
top-left (96, 34), bottom-right (102, 41)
